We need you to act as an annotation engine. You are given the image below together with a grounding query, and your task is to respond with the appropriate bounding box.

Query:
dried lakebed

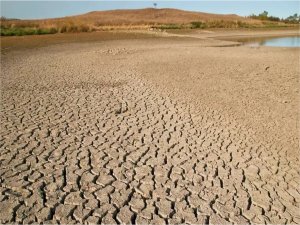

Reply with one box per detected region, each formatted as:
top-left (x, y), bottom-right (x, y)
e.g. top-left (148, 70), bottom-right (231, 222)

top-left (0, 37), bottom-right (299, 224)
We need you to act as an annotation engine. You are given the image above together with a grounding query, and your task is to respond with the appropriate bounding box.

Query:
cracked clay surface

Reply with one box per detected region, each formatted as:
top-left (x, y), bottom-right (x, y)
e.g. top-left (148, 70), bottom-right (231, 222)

top-left (0, 37), bottom-right (299, 224)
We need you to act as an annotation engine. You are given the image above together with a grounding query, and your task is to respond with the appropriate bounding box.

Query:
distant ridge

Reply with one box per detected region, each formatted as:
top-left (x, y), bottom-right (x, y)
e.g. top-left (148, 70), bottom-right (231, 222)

top-left (2, 8), bottom-right (290, 35)
top-left (55, 8), bottom-right (248, 25)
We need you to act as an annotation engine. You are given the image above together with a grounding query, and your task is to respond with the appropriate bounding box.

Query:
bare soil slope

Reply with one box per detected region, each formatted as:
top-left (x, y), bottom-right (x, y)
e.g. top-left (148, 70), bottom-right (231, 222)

top-left (73, 8), bottom-right (248, 24)
top-left (2, 8), bottom-right (261, 28)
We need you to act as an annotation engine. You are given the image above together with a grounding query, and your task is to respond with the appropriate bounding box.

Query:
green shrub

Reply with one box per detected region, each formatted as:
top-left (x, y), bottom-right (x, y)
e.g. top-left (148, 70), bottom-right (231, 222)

top-left (153, 24), bottom-right (183, 30)
top-left (0, 27), bottom-right (58, 36)
top-left (190, 21), bottom-right (207, 29)
top-left (36, 28), bottom-right (50, 35)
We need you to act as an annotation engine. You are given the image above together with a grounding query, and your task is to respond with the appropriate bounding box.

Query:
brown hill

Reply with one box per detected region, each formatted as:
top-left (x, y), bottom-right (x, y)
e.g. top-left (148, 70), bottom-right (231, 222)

top-left (3, 8), bottom-right (256, 25)
top-left (1, 8), bottom-right (287, 34)
top-left (73, 8), bottom-right (248, 25)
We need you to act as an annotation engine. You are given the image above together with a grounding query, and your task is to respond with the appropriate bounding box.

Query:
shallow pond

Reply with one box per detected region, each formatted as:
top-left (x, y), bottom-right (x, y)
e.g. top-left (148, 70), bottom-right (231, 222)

top-left (243, 36), bottom-right (300, 47)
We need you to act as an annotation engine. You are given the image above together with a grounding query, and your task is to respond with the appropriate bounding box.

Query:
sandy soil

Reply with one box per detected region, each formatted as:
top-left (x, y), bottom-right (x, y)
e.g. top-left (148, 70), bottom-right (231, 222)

top-left (0, 30), bottom-right (299, 224)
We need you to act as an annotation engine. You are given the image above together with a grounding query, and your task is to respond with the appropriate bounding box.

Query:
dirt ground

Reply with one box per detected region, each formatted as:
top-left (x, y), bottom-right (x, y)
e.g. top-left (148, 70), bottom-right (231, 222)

top-left (0, 29), bottom-right (299, 224)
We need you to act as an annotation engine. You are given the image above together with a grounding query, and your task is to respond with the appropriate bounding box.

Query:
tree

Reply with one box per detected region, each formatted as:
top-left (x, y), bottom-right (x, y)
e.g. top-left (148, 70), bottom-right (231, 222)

top-left (285, 13), bottom-right (300, 23)
top-left (153, 3), bottom-right (157, 8)
top-left (258, 11), bottom-right (268, 20)
top-left (261, 11), bottom-right (268, 17)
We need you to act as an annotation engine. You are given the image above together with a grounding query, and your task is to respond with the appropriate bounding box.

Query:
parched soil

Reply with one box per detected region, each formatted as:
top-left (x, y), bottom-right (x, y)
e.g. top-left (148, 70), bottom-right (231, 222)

top-left (0, 32), bottom-right (299, 224)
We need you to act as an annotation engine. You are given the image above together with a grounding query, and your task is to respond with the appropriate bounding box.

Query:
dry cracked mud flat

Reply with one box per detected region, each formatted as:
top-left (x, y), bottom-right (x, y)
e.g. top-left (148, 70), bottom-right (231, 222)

top-left (0, 37), bottom-right (299, 224)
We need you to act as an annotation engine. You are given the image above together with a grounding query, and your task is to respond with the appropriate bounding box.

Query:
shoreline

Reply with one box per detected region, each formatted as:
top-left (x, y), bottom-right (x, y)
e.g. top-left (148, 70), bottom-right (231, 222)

top-left (1, 27), bottom-right (299, 52)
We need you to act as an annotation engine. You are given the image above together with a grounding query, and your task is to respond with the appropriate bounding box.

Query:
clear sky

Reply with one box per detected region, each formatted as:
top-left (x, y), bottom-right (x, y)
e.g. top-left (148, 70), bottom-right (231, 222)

top-left (1, 1), bottom-right (299, 20)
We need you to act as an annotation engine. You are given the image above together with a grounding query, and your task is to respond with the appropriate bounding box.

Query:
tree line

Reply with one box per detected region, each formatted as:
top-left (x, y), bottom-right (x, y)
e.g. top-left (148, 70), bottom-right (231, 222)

top-left (249, 11), bottom-right (300, 23)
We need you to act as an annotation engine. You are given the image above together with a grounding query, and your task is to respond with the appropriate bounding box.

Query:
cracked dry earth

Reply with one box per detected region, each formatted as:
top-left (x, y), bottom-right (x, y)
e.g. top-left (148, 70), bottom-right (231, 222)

top-left (0, 38), bottom-right (299, 224)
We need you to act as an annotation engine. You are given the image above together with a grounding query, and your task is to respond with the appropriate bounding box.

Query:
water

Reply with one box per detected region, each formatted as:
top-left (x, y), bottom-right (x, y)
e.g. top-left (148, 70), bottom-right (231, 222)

top-left (245, 36), bottom-right (300, 47)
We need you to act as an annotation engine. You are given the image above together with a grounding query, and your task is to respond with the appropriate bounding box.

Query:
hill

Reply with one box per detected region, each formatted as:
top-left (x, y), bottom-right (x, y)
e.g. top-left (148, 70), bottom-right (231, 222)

top-left (0, 8), bottom-right (292, 36)
top-left (73, 8), bottom-right (246, 24)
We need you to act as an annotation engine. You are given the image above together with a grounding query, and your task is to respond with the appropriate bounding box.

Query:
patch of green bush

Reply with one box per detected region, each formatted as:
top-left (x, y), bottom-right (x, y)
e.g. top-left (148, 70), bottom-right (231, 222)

top-left (35, 28), bottom-right (53, 35)
top-left (153, 24), bottom-right (183, 30)
top-left (190, 21), bottom-right (207, 29)
top-left (261, 21), bottom-right (289, 28)
top-left (0, 27), bottom-right (58, 36)
top-left (0, 24), bottom-right (92, 36)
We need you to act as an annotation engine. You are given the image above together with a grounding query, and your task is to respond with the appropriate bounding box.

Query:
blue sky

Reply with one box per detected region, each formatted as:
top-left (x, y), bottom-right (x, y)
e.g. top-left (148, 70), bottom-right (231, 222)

top-left (1, 1), bottom-right (299, 20)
